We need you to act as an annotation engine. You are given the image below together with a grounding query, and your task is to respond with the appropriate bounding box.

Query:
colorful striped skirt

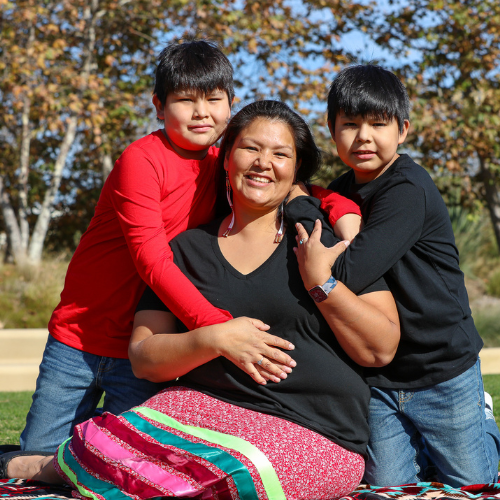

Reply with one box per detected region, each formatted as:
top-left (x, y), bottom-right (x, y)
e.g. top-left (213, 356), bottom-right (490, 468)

top-left (54, 387), bottom-right (364, 500)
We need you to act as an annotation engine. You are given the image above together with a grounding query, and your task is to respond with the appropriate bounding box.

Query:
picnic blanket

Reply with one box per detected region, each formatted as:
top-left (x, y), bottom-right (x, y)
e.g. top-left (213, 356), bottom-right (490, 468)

top-left (1, 478), bottom-right (500, 500)
top-left (344, 482), bottom-right (500, 500)
top-left (0, 478), bottom-right (73, 499)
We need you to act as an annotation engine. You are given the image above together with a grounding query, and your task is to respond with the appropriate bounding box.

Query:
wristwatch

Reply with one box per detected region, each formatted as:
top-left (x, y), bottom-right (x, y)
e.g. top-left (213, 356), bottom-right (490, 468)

top-left (308, 276), bottom-right (338, 303)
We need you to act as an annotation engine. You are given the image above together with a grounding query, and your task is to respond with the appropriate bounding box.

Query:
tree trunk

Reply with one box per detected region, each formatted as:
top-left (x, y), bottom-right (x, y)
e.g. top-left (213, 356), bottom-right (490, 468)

top-left (27, 0), bottom-right (99, 264)
top-left (28, 116), bottom-right (78, 264)
top-left (18, 20), bottom-right (36, 252)
top-left (478, 155), bottom-right (500, 253)
top-left (0, 176), bottom-right (27, 264)
top-left (18, 93), bottom-right (32, 252)
top-left (101, 145), bottom-right (113, 181)
top-left (1, 16), bottom-right (34, 265)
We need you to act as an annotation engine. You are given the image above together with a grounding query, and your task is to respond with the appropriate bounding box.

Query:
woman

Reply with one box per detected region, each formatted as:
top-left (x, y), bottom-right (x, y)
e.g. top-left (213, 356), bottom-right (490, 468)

top-left (5, 101), bottom-right (399, 499)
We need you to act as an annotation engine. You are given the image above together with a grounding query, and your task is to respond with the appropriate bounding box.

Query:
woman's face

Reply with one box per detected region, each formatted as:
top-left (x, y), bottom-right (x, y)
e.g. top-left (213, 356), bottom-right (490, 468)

top-left (225, 117), bottom-right (297, 214)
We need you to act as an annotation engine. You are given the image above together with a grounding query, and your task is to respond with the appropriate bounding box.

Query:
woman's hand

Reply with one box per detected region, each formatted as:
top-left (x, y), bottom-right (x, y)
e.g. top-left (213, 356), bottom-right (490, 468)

top-left (294, 220), bottom-right (349, 290)
top-left (130, 311), bottom-right (295, 385)
top-left (210, 317), bottom-right (296, 386)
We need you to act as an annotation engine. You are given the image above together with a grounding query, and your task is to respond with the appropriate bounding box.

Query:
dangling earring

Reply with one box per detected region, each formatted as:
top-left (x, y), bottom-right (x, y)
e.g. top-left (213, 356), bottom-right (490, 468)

top-left (274, 201), bottom-right (285, 243)
top-left (222, 172), bottom-right (235, 237)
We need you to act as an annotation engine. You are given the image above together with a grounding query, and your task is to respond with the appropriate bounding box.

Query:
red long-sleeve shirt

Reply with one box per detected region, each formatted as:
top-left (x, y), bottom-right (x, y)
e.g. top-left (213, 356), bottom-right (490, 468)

top-left (49, 130), bottom-right (231, 358)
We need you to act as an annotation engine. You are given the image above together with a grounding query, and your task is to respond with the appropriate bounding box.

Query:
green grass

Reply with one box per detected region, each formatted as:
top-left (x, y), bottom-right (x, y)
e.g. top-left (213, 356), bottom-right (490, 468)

top-left (484, 374), bottom-right (500, 419)
top-left (0, 391), bottom-right (106, 445)
top-left (1, 378), bottom-right (500, 445)
top-left (449, 206), bottom-right (500, 283)
top-left (474, 310), bottom-right (500, 347)
top-left (448, 207), bottom-right (500, 346)
top-left (0, 391), bottom-right (32, 444)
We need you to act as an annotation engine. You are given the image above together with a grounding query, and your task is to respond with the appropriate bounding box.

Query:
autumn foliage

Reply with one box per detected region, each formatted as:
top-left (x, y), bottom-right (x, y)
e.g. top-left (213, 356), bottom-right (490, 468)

top-left (363, 0), bottom-right (500, 249)
top-left (1, 0), bottom-right (500, 264)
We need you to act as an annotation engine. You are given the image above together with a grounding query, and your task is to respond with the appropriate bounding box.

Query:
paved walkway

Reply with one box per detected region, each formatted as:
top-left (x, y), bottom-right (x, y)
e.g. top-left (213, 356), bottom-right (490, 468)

top-left (0, 329), bottom-right (48, 392)
top-left (0, 329), bottom-right (499, 392)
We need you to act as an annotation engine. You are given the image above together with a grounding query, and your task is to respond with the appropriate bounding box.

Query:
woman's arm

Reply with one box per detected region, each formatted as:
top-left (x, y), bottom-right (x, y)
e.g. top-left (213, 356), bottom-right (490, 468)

top-left (129, 311), bottom-right (296, 385)
top-left (294, 220), bottom-right (400, 367)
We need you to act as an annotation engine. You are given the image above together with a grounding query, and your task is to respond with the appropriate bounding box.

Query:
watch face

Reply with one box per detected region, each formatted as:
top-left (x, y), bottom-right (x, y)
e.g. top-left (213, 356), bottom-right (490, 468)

top-left (309, 286), bottom-right (328, 303)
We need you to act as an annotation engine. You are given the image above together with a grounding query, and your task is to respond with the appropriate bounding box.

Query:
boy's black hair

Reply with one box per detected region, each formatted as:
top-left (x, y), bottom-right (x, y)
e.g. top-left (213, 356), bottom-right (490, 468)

top-left (154, 39), bottom-right (234, 105)
top-left (327, 65), bottom-right (410, 133)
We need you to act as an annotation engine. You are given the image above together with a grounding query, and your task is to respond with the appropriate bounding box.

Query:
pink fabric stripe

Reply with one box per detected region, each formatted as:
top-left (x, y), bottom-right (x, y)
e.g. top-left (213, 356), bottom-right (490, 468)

top-left (94, 412), bottom-right (223, 488)
top-left (72, 428), bottom-right (171, 499)
top-left (78, 419), bottom-right (200, 497)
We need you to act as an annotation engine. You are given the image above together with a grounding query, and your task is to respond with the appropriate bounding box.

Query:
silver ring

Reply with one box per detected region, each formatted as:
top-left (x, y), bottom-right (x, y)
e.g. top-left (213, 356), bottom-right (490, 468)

top-left (257, 357), bottom-right (264, 366)
top-left (299, 238), bottom-right (307, 245)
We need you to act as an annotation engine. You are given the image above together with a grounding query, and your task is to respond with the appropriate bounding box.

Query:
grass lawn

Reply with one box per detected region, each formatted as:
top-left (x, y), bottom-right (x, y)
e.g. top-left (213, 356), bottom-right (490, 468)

top-left (485, 374), bottom-right (500, 421)
top-left (1, 375), bottom-right (500, 445)
top-left (0, 391), bottom-right (32, 445)
top-left (0, 392), bottom-right (106, 445)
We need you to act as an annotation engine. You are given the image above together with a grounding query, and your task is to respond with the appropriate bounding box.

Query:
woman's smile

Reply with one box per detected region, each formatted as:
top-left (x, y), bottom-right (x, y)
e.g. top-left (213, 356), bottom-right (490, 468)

top-left (244, 173), bottom-right (273, 185)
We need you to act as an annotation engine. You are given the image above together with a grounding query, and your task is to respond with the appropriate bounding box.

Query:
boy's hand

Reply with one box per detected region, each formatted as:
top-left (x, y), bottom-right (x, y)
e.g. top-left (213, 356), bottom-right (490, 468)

top-left (334, 213), bottom-right (363, 242)
top-left (293, 220), bottom-right (349, 290)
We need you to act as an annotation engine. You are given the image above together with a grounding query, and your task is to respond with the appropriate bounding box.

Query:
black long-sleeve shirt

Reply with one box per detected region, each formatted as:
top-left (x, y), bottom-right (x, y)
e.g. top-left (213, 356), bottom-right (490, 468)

top-left (287, 154), bottom-right (483, 389)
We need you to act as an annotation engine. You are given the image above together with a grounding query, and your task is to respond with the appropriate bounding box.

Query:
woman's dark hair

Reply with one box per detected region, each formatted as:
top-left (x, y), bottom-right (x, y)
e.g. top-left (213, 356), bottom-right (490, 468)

top-left (217, 100), bottom-right (322, 182)
top-left (327, 65), bottom-right (410, 133)
top-left (154, 39), bottom-right (234, 105)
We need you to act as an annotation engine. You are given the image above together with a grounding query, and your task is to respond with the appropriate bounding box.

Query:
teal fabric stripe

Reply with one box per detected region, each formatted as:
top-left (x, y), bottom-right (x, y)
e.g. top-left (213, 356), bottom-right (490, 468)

top-left (133, 407), bottom-right (285, 500)
top-left (123, 410), bottom-right (259, 500)
top-left (57, 437), bottom-right (132, 500)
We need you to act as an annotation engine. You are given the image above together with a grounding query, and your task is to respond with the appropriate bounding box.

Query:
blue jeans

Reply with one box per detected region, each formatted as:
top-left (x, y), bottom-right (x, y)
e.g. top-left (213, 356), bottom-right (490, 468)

top-left (364, 359), bottom-right (500, 487)
top-left (21, 336), bottom-right (167, 452)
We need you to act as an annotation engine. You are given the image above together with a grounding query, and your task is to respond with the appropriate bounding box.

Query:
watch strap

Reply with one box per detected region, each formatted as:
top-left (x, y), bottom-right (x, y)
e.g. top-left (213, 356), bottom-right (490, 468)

top-left (308, 276), bottom-right (338, 303)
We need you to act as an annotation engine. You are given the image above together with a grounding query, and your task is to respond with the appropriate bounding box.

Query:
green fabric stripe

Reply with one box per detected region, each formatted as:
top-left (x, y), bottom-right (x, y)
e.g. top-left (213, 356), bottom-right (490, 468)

top-left (134, 406), bottom-right (286, 500)
top-left (123, 410), bottom-right (258, 500)
top-left (56, 438), bottom-right (131, 500)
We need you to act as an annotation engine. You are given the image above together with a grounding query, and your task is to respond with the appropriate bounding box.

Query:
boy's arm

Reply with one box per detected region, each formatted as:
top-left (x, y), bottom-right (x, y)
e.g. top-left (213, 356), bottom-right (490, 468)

top-left (333, 214), bottom-right (364, 242)
top-left (110, 148), bottom-right (232, 330)
top-left (309, 185), bottom-right (363, 241)
top-left (331, 181), bottom-right (425, 293)
top-left (289, 180), bottom-right (426, 293)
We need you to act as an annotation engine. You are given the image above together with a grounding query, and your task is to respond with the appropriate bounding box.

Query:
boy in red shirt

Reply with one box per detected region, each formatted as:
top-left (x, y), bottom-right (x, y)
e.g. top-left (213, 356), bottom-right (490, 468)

top-left (20, 40), bottom-right (262, 452)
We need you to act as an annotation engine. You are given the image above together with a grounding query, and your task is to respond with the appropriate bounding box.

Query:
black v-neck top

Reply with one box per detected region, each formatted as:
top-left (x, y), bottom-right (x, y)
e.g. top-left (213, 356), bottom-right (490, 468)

top-left (137, 201), bottom-right (389, 455)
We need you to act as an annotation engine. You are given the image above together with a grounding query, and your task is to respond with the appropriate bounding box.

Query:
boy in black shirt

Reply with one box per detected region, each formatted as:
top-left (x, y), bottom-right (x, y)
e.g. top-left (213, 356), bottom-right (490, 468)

top-left (292, 65), bottom-right (500, 486)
